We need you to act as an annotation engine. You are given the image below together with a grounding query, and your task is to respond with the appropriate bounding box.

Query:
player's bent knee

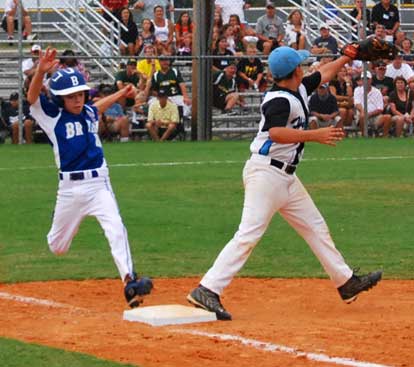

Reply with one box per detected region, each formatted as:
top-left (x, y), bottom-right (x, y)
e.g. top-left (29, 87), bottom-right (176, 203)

top-left (47, 237), bottom-right (70, 255)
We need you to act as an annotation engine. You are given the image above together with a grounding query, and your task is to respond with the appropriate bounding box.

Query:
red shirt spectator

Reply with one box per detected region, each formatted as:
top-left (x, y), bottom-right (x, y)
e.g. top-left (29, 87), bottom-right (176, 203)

top-left (101, 0), bottom-right (128, 11)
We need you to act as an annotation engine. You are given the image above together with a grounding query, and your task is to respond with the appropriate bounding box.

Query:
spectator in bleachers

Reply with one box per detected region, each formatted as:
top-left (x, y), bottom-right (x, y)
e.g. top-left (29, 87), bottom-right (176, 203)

top-left (1, 0), bottom-right (36, 44)
top-left (385, 53), bottom-right (414, 83)
top-left (371, 0), bottom-right (400, 42)
top-left (146, 88), bottom-right (180, 141)
top-left (237, 44), bottom-right (266, 92)
top-left (175, 11), bottom-right (193, 50)
top-left (228, 14), bottom-right (257, 49)
top-left (215, 0), bottom-right (250, 25)
top-left (350, 0), bottom-right (371, 38)
top-left (309, 83), bottom-right (342, 129)
top-left (22, 44), bottom-right (41, 81)
top-left (354, 71), bottom-right (391, 135)
top-left (255, 1), bottom-right (285, 55)
top-left (177, 33), bottom-right (192, 57)
top-left (394, 30), bottom-right (406, 50)
top-left (372, 60), bottom-right (394, 95)
top-left (372, 23), bottom-right (386, 41)
top-left (213, 9), bottom-right (224, 36)
top-left (97, 85), bottom-right (130, 142)
top-left (152, 5), bottom-right (175, 54)
top-left (133, 0), bottom-right (172, 24)
top-left (212, 35), bottom-right (234, 72)
top-left (222, 24), bottom-right (243, 56)
top-left (329, 67), bottom-right (354, 128)
top-left (58, 49), bottom-right (90, 82)
top-left (118, 7), bottom-right (139, 56)
top-left (284, 9), bottom-right (307, 51)
top-left (101, 0), bottom-right (128, 22)
top-left (213, 63), bottom-right (240, 114)
top-left (150, 53), bottom-right (191, 117)
top-left (2, 92), bottom-right (34, 144)
top-left (311, 23), bottom-right (338, 57)
top-left (131, 91), bottom-right (149, 133)
top-left (388, 76), bottom-right (413, 137)
top-left (136, 18), bottom-right (156, 55)
top-left (400, 38), bottom-right (414, 67)
top-left (115, 58), bottom-right (140, 107)
top-left (137, 44), bottom-right (161, 83)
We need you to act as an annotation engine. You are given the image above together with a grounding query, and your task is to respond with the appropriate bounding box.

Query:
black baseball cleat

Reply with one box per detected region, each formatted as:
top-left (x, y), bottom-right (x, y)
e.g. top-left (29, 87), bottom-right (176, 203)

top-left (124, 275), bottom-right (153, 308)
top-left (338, 270), bottom-right (383, 303)
top-left (187, 285), bottom-right (232, 321)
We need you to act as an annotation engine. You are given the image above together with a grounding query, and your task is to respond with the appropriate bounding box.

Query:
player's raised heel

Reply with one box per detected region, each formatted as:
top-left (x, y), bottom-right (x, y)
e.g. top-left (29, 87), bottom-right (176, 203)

top-left (187, 285), bottom-right (232, 321)
top-left (124, 276), bottom-right (153, 308)
top-left (338, 270), bottom-right (383, 303)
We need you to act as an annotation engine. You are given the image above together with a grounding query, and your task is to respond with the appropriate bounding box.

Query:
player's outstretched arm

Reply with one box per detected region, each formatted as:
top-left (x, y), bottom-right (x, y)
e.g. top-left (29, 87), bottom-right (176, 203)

top-left (93, 84), bottom-right (136, 114)
top-left (269, 126), bottom-right (344, 147)
top-left (27, 47), bottom-right (59, 105)
top-left (318, 55), bottom-right (352, 86)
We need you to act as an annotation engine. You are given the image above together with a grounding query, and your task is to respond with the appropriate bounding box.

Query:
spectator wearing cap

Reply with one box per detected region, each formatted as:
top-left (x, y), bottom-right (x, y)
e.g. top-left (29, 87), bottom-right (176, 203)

top-left (255, 1), bottom-right (285, 55)
top-left (115, 58), bottom-right (140, 107)
top-left (96, 85), bottom-right (130, 142)
top-left (385, 53), bottom-right (414, 83)
top-left (212, 63), bottom-right (240, 114)
top-left (1, 0), bottom-right (36, 45)
top-left (311, 23), bottom-right (339, 57)
top-left (146, 88), bottom-right (180, 141)
top-left (150, 52), bottom-right (191, 117)
top-left (388, 76), bottom-right (413, 137)
top-left (372, 60), bottom-right (394, 95)
top-left (58, 49), bottom-right (90, 82)
top-left (371, 0), bottom-right (400, 42)
top-left (118, 7), bottom-right (139, 56)
top-left (309, 83), bottom-right (342, 129)
top-left (22, 44), bottom-right (42, 80)
top-left (2, 92), bottom-right (34, 144)
top-left (353, 71), bottom-right (391, 135)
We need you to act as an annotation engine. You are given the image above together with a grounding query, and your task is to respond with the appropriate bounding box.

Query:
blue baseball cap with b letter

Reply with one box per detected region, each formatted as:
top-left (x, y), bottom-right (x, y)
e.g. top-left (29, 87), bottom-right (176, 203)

top-left (268, 46), bottom-right (310, 79)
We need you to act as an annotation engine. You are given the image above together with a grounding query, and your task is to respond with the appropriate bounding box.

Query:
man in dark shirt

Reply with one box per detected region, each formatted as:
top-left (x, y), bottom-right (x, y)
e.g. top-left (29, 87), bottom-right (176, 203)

top-left (212, 63), bottom-right (240, 113)
top-left (311, 23), bottom-right (338, 58)
top-left (371, 0), bottom-right (400, 42)
top-left (309, 83), bottom-right (341, 129)
top-left (372, 60), bottom-right (394, 95)
top-left (115, 58), bottom-right (140, 107)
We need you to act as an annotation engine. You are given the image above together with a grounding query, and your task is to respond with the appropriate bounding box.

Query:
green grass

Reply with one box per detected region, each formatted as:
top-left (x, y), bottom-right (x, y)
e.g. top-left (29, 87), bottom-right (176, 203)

top-left (0, 139), bottom-right (413, 283)
top-left (0, 337), bottom-right (136, 367)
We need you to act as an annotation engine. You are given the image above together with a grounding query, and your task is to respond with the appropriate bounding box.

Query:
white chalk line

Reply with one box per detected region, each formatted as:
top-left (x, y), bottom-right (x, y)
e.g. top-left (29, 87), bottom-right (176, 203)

top-left (0, 292), bottom-right (394, 367)
top-left (0, 155), bottom-right (413, 172)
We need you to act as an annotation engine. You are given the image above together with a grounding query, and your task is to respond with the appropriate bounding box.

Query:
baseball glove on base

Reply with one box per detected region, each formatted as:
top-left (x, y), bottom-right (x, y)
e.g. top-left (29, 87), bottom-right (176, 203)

top-left (341, 38), bottom-right (398, 61)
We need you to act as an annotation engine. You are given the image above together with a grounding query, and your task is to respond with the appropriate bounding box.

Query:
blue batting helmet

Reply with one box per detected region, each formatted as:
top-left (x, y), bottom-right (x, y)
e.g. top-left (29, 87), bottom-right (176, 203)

top-left (49, 68), bottom-right (90, 107)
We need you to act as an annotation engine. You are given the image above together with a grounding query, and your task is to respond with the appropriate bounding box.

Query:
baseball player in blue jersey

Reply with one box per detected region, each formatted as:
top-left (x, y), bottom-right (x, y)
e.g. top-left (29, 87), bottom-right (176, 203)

top-left (27, 48), bottom-right (152, 308)
top-left (188, 47), bottom-right (382, 320)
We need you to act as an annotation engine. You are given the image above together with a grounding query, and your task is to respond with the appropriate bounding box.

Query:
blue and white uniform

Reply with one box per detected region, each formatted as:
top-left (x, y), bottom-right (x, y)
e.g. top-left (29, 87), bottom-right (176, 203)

top-left (200, 71), bottom-right (353, 295)
top-left (30, 94), bottom-right (134, 281)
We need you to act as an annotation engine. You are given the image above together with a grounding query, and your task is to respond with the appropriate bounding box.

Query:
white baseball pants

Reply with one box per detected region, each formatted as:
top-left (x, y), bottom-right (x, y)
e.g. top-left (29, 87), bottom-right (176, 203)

top-left (47, 171), bottom-right (134, 281)
top-left (201, 156), bottom-right (353, 295)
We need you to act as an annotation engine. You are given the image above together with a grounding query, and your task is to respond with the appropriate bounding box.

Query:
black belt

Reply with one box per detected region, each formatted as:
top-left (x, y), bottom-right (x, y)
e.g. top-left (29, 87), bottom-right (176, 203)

top-left (59, 170), bottom-right (99, 181)
top-left (270, 159), bottom-right (296, 175)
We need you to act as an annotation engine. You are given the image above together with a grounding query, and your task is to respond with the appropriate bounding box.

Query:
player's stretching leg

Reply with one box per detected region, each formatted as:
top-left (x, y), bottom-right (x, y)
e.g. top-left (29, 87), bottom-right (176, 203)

top-left (27, 47), bottom-right (152, 308)
top-left (188, 47), bottom-right (383, 320)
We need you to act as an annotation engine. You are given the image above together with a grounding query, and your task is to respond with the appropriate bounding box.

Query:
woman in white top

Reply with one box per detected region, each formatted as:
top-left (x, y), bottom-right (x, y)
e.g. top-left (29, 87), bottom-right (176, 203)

top-left (284, 9), bottom-right (307, 50)
top-left (152, 5), bottom-right (174, 54)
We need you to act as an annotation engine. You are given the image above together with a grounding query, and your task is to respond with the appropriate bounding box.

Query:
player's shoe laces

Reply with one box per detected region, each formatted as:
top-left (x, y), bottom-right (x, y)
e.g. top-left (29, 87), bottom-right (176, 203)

top-left (338, 270), bottom-right (382, 303)
top-left (187, 285), bottom-right (232, 320)
top-left (124, 274), bottom-right (153, 308)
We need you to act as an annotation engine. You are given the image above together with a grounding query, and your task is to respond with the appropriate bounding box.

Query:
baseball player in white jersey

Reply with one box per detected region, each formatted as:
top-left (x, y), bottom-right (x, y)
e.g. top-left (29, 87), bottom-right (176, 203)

top-left (188, 47), bottom-right (382, 320)
top-left (27, 48), bottom-right (152, 308)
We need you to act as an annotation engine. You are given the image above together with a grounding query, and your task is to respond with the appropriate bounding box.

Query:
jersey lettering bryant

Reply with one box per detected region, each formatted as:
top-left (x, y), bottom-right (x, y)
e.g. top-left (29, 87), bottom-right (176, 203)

top-left (30, 95), bottom-right (105, 172)
top-left (250, 72), bottom-right (321, 165)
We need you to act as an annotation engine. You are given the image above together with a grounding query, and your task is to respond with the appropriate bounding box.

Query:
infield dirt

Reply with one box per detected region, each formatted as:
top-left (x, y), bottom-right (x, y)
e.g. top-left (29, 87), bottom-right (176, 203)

top-left (0, 278), bottom-right (413, 367)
